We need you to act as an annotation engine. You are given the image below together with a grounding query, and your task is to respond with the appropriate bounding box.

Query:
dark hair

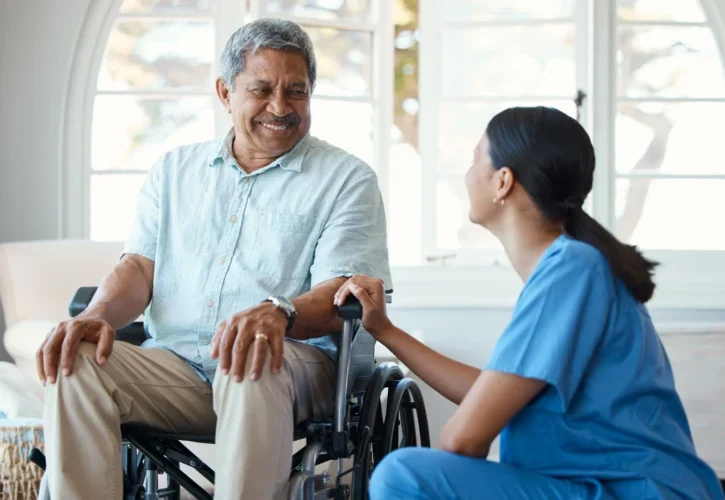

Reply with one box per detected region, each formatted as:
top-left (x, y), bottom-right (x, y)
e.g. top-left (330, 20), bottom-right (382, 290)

top-left (486, 106), bottom-right (658, 303)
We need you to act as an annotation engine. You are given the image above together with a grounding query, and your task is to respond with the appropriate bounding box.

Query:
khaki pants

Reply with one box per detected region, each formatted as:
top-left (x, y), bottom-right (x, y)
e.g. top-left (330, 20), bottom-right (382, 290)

top-left (40, 339), bottom-right (335, 500)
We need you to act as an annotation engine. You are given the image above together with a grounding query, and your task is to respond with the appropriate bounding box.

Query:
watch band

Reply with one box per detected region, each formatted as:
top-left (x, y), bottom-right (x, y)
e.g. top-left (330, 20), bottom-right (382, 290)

top-left (264, 296), bottom-right (296, 331)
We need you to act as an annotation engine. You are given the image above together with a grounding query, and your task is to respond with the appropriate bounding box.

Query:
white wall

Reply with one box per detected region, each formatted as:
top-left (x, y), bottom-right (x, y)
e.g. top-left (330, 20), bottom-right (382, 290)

top-left (0, 0), bottom-right (94, 359)
top-left (1, 0), bottom-right (724, 475)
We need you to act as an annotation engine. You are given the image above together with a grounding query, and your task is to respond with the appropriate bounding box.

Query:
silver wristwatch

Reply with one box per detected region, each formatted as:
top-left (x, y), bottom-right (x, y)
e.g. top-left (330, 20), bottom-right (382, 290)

top-left (264, 296), bottom-right (297, 331)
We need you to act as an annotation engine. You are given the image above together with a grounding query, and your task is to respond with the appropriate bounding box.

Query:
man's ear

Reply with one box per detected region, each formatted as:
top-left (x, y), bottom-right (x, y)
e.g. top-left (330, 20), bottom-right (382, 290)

top-left (216, 77), bottom-right (232, 114)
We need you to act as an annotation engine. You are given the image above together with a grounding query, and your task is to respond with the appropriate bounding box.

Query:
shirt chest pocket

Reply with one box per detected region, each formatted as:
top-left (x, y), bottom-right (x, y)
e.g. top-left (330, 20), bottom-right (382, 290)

top-left (242, 211), bottom-right (319, 279)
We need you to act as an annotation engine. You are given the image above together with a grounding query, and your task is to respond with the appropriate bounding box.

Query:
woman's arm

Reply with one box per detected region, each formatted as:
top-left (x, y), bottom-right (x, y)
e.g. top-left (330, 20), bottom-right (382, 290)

top-left (373, 324), bottom-right (481, 405)
top-left (439, 370), bottom-right (545, 457)
top-left (335, 275), bottom-right (547, 457)
top-left (335, 277), bottom-right (481, 404)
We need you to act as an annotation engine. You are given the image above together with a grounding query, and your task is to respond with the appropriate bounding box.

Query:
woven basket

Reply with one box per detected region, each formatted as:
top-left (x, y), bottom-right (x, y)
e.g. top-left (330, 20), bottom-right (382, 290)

top-left (0, 422), bottom-right (44, 500)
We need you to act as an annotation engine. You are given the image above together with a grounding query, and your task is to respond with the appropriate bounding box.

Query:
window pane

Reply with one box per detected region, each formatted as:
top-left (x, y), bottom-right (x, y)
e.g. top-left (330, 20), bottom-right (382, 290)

top-left (265, 0), bottom-right (372, 21)
top-left (617, 0), bottom-right (706, 22)
top-left (616, 102), bottom-right (725, 175)
top-left (615, 178), bottom-right (725, 250)
top-left (310, 99), bottom-right (373, 166)
top-left (442, 25), bottom-right (576, 97)
top-left (97, 21), bottom-right (214, 90)
top-left (92, 96), bottom-right (214, 171)
top-left (306, 27), bottom-right (372, 96)
top-left (443, 0), bottom-right (574, 21)
top-left (618, 27), bottom-right (725, 98)
top-left (438, 101), bottom-right (577, 174)
top-left (90, 174), bottom-right (147, 242)
top-left (119, 0), bottom-right (211, 14)
top-left (436, 178), bottom-right (502, 250)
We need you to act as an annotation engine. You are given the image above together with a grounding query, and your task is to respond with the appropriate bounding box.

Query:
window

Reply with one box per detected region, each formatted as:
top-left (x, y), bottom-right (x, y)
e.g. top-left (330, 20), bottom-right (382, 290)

top-left (90, 0), bottom-right (216, 240)
top-left (614, 0), bottom-right (725, 251)
top-left (77, 0), bottom-right (725, 305)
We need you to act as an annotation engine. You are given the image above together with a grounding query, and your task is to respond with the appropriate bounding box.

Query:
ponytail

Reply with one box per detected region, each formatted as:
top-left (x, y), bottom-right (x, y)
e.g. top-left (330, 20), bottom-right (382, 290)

top-left (564, 208), bottom-right (658, 303)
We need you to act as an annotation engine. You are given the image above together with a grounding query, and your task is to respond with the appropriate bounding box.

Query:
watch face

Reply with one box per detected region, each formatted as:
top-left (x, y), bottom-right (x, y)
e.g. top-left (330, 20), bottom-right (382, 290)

top-left (273, 296), bottom-right (296, 315)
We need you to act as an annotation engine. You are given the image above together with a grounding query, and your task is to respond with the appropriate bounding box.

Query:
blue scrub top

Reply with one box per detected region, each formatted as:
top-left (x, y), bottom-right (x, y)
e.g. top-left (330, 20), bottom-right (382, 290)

top-left (485, 235), bottom-right (723, 500)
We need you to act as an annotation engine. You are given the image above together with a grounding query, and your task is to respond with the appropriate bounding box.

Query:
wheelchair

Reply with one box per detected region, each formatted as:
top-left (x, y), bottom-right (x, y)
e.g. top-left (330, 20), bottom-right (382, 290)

top-left (30, 287), bottom-right (430, 500)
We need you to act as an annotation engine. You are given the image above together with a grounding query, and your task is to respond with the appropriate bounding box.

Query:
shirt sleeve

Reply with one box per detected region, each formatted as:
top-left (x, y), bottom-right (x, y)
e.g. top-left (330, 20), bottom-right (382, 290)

top-left (122, 158), bottom-right (162, 262)
top-left (310, 167), bottom-right (392, 291)
top-left (485, 253), bottom-right (613, 411)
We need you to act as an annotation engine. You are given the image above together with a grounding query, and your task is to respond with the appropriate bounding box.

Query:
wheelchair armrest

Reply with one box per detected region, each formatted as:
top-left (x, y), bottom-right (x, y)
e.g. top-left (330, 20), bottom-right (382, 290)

top-left (69, 286), bottom-right (99, 317)
top-left (115, 323), bottom-right (148, 346)
top-left (69, 286), bottom-right (148, 345)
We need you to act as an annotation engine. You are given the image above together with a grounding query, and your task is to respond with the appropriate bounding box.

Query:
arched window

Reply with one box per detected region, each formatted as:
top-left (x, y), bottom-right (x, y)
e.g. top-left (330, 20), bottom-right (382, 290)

top-left (69, 0), bottom-right (725, 306)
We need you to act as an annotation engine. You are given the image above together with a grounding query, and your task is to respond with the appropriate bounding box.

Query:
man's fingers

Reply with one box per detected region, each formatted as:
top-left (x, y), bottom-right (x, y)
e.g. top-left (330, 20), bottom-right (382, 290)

top-left (230, 332), bottom-right (251, 383)
top-left (59, 326), bottom-right (84, 377)
top-left (218, 323), bottom-right (237, 374)
top-left (248, 334), bottom-right (269, 382)
top-left (269, 335), bottom-right (283, 375)
top-left (210, 321), bottom-right (226, 359)
top-left (36, 333), bottom-right (51, 385)
top-left (95, 326), bottom-right (115, 366)
top-left (43, 325), bottom-right (67, 384)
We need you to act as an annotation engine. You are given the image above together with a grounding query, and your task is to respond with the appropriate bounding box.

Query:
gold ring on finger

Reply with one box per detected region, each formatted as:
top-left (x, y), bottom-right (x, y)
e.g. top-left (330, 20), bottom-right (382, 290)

top-left (255, 333), bottom-right (269, 343)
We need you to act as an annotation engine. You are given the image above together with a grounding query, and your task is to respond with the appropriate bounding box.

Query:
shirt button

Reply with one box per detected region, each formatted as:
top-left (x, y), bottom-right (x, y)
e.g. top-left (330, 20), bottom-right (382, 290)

top-left (219, 258), bottom-right (227, 265)
top-left (243, 177), bottom-right (250, 183)
top-left (230, 215), bottom-right (238, 223)
top-left (207, 299), bottom-right (214, 307)
top-left (200, 339), bottom-right (210, 346)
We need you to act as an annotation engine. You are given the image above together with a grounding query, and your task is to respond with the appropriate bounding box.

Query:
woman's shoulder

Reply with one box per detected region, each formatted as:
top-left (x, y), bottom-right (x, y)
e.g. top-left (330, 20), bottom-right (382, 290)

top-left (538, 235), bottom-right (611, 280)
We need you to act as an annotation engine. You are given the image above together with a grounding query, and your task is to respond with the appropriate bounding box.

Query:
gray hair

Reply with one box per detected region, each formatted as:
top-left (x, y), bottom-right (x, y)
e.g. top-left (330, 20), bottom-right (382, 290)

top-left (220, 18), bottom-right (317, 91)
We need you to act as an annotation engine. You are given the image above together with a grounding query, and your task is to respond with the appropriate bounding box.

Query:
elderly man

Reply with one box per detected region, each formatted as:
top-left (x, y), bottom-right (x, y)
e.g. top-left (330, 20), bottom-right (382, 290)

top-left (37, 18), bottom-right (390, 499)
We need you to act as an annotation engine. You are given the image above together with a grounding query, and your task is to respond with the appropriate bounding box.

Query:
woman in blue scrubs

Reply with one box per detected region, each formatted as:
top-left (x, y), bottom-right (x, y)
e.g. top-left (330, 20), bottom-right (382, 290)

top-left (335, 107), bottom-right (724, 499)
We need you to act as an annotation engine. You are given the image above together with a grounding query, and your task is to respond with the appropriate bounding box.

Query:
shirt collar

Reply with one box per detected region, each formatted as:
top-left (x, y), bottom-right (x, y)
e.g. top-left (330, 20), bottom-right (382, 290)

top-left (208, 127), bottom-right (310, 173)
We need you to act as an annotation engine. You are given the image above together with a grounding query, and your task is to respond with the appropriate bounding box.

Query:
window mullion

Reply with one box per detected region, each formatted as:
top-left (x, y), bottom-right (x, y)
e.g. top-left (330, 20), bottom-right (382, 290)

top-left (589, 0), bottom-right (617, 231)
top-left (419, 0), bottom-right (441, 262)
top-left (373, 0), bottom-right (394, 215)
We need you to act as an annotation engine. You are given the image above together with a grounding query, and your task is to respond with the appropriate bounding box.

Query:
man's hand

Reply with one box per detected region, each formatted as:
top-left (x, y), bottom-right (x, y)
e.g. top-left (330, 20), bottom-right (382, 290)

top-left (36, 315), bottom-right (116, 386)
top-left (210, 302), bottom-right (287, 382)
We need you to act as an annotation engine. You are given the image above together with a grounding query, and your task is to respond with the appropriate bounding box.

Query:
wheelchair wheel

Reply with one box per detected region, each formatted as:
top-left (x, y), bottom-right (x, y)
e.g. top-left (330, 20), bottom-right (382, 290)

top-left (382, 377), bottom-right (430, 454)
top-left (351, 362), bottom-right (404, 500)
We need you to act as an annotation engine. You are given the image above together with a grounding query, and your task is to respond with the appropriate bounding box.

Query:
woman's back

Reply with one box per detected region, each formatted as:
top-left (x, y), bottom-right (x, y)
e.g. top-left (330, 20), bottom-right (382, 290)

top-left (490, 235), bottom-right (722, 499)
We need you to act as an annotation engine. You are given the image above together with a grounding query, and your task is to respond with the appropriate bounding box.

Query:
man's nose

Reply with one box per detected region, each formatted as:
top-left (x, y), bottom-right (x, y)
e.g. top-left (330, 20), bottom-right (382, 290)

top-left (267, 91), bottom-right (292, 117)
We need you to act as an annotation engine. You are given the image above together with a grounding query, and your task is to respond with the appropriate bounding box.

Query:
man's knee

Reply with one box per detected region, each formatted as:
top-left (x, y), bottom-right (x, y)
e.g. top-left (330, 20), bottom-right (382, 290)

top-left (213, 346), bottom-right (290, 406)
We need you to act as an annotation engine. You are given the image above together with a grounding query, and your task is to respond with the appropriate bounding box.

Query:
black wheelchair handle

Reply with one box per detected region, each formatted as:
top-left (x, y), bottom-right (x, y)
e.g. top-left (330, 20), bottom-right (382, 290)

top-left (337, 295), bottom-right (363, 320)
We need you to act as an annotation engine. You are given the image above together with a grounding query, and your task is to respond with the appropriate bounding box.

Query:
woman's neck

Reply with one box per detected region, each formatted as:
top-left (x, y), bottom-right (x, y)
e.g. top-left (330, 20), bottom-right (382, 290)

top-left (492, 212), bottom-right (562, 282)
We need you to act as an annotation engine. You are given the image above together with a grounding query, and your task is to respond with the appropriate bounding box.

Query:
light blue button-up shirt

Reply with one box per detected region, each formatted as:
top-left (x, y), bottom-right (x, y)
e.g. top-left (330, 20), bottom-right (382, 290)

top-left (123, 129), bottom-right (392, 383)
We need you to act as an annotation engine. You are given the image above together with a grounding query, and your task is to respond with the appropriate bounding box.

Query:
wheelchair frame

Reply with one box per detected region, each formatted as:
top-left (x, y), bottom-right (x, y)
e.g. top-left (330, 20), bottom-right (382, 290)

top-left (31, 287), bottom-right (430, 500)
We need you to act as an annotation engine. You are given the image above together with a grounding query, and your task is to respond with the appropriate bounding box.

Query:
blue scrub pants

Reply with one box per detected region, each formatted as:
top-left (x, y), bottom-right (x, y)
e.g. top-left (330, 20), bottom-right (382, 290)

top-left (369, 448), bottom-right (608, 500)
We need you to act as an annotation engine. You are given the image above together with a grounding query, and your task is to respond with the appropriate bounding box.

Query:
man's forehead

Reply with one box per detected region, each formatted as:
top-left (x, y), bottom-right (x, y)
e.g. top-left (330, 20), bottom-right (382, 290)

top-left (241, 76), bottom-right (309, 87)
top-left (238, 52), bottom-right (310, 85)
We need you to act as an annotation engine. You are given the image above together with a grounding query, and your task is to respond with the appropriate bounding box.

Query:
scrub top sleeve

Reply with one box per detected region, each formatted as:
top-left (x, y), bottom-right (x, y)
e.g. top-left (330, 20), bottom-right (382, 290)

top-left (485, 254), bottom-right (613, 412)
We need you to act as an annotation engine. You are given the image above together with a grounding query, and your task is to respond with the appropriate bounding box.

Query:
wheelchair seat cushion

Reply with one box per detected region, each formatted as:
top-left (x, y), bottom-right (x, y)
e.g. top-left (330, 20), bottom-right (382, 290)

top-left (121, 423), bottom-right (215, 444)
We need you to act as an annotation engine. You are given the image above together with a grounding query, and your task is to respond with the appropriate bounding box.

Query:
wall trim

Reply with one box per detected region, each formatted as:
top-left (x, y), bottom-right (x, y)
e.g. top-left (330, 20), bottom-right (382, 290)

top-left (61, 0), bottom-right (122, 239)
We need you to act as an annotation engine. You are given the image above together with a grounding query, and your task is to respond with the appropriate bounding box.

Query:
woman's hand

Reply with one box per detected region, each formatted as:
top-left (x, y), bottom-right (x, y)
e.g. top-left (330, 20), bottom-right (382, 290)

top-left (334, 275), bottom-right (393, 336)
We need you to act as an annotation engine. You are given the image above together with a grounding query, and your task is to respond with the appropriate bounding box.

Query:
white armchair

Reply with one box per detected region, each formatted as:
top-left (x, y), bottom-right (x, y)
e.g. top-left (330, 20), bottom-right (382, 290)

top-left (0, 240), bottom-right (124, 378)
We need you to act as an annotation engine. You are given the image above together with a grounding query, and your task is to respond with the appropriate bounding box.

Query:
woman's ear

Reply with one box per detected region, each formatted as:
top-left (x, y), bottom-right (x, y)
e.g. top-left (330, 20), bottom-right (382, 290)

top-left (496, 167), bottom-right (516, 201)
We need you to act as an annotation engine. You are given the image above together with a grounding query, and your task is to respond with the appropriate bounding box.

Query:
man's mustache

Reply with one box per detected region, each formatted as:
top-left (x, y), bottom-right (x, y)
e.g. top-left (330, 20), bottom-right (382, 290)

top-left (256, 114), bottom-right (301, 125)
